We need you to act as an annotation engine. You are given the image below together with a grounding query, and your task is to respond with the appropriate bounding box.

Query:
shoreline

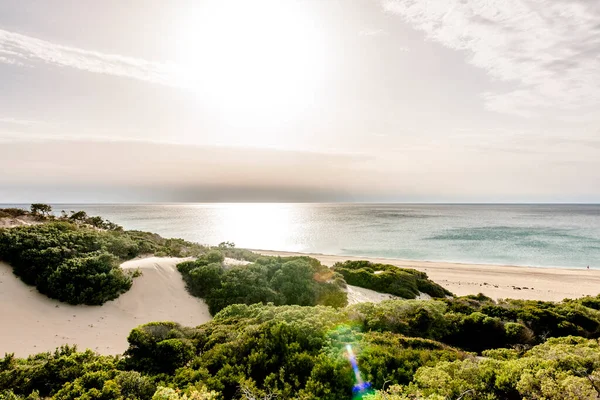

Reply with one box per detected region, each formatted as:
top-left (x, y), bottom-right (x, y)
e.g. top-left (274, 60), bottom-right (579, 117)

top-left (252, 248), bottom-right (592, 270)
top-left (255, 249), bottom-right (600, 302)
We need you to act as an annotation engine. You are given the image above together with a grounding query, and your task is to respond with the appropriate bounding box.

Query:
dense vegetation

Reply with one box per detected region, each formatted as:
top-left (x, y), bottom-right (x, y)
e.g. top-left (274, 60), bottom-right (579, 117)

top-left (177, 252), bottom-right (348, 314)
top-left (354, 293), bottom-right (600, 352)
top-left (3, 206), bottom-right (600, 399)
top-left (0, 304), bottom-right (464, 399)
top-left (367, 336), bottom-right (600, 399)
top-left (3, 294), bottom-right (600, 399)
top-left (333, 260), bottom-right (453, 299)
top-left (0, 222), bottom-right (135, 305)
top-left (0, 205), bottom-right (207, 305)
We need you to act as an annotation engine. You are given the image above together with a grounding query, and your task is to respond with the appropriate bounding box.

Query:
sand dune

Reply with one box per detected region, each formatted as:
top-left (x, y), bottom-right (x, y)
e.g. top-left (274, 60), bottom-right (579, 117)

top-left (0, 216), bottom-right (40, 228)
top-left (257, 250), bottom-right (600, 302)
top-left (4, 249), bottom-right (600, 357)
top-left (0, 257), bottom-right (211, 357)
top-left (346, 285), bottom-right (399, 304)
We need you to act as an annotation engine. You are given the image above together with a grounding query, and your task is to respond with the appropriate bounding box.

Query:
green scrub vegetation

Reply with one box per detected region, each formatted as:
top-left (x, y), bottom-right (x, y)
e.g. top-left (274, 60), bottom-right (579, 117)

top-left (332, 260), bottom-right (453, 299)
top-left (177, 252), bottom-right (349, 314)
top-left (0, 206), bottom-right (207, 305)
top-left (3, 295), bottom-right (600, 399)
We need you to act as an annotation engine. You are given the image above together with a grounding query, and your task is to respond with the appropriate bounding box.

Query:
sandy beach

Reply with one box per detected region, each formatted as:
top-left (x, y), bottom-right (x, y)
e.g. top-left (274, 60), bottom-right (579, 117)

top-left (257, 250), bottom-right (600, 302)
top-left (0, 257), bottom-right (211, 357)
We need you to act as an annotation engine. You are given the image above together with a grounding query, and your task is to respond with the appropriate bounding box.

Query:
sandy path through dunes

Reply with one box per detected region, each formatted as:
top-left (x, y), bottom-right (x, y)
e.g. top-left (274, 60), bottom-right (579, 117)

top-left (257, 250), bottom-right (600, 302)
top-left (0, 257), bottom-right (211, 357)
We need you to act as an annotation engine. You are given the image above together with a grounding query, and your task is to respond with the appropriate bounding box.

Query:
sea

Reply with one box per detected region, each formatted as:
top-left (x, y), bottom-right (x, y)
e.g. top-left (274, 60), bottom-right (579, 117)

top-left (5, 203), bottom-right (600, 269)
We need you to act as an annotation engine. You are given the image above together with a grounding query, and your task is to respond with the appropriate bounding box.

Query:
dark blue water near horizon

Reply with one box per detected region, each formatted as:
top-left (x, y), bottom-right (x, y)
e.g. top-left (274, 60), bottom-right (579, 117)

top-left (4, 203), bottom-right (600, 269)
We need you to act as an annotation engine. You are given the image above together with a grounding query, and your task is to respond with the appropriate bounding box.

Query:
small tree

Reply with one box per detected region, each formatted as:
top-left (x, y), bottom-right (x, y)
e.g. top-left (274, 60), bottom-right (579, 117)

top-left (30, 203), bottom-right (52, 217)
top-left (87, 216), bottom-right (105, 228)
top-left (69, 210), bottom-right (88, 222)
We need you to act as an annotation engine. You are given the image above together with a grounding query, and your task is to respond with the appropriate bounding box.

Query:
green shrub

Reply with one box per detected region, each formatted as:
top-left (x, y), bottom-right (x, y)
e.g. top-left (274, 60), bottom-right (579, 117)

top-left (377, 336), bottom-right (600, 399)
top-left (177, 254), bottom-right (348, 314)
top-left (0, 208), bottom-right (28, 218)
top-left (115, 371), bottom-right (156, 400)
top-left (0, 218), bottom-right (208, 305)
top-left (578, 295), bottom-right (600, 311)
top-left (332, 260), bottom-right (452, 299)
top-left (151, 385), bottom-right (218, 400)
top-left (443, 312), bottom-right (508, 352)
top-left (349, 300), bottom-right (449, 339)
top-left (0, 223), bottom-right (132, 305)
top-left (124, 322), bottom-right (199, 374)
top-left (45, 252), bottom-right (132, 305)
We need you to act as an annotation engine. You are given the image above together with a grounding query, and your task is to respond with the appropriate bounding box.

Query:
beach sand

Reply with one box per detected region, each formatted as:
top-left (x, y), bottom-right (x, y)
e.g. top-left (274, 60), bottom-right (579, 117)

top-left (0, 257), bottom-right (211, 357)
top-left (257, 250), bottom-right (600, 302)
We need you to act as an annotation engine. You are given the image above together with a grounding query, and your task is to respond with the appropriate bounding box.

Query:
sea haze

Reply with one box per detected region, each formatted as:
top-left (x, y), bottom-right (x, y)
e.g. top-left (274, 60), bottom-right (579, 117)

top-left (6, 203), bottom-right (600, 269)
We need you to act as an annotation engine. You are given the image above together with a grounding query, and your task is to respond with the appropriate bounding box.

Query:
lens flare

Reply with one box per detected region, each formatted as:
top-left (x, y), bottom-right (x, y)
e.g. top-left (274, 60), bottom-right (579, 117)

top-left (345, 344), bottom-right (372, 398)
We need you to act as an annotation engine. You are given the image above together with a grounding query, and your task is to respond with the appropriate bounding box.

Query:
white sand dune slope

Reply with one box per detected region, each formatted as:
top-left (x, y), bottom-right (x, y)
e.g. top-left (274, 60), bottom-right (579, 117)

top-left (0, 257), bottom-right (211, 357)
top-left (346, 285), bottom-right (399, 305)
top-left (345, 285), bottom-right (432, 305)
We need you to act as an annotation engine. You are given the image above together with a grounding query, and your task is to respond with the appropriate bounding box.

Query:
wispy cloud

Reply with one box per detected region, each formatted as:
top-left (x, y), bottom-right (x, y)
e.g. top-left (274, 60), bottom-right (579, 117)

top-left (0, 28), bottom-right (176, 86)
top-left (0, 117), bottom-right (44, 126)
top-left (0, 55), bottom-right (25, 66)
top-left (383, 0), bottom-right (600, 117)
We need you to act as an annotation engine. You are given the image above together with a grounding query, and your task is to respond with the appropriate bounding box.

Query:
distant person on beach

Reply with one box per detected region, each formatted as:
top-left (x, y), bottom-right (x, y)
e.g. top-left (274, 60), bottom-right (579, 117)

top-left (587, 265), bottom-right (590, 270)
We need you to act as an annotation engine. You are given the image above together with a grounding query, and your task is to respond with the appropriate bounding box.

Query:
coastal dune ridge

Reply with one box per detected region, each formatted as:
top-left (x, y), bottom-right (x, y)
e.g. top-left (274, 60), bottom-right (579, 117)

top-left (3, 245), bottom-right (600, 357)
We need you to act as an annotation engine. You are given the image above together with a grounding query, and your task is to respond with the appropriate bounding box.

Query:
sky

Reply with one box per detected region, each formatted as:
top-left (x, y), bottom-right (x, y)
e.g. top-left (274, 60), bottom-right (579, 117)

top-left (1, 0), bottom-right (599, 203)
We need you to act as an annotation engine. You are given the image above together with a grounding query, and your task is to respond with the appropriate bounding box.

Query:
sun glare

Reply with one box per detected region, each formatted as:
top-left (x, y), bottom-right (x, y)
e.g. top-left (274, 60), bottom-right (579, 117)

top-left (174, 0), bottom-right (330, 127)
top-left (215, 203), bottom-right (301, 251)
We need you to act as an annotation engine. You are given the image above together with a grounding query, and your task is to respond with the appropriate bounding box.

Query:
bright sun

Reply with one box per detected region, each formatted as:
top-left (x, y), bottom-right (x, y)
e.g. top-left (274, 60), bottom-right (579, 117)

top-left (174, 0), bottom-right (330, 127)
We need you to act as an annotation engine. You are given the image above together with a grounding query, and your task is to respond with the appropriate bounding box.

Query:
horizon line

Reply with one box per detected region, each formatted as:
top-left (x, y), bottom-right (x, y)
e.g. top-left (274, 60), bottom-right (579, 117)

top-left (2, 202), bottom-right (600, 206)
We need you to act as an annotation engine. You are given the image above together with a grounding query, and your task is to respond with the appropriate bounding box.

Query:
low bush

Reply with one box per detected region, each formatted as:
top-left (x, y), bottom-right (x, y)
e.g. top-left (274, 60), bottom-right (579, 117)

top-left (0, 217), bottom-right (207, 305)
top-left (177, 253), bottom-right (348, 314)
top-left (0, 208), bottom-right (28, 218)
top-left (332, 260), bottom-right (453, 299)
top-left (3, 299), bottom-right (600, 399)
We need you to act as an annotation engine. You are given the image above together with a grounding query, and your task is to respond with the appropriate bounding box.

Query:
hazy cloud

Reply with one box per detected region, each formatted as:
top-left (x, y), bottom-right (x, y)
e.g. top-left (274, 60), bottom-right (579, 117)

top-left (0, 28), bottom-right (175, 86)
top-left (0, 117), bottom-right (44, 126)
top-left (359, 28), bottom-right (387, 36)
top-left (0, 55), bottom-right (25, 66)
top-left (0, 139), bottom-right (372, 185)
top-left (384, 0), bottom-right (600, 117)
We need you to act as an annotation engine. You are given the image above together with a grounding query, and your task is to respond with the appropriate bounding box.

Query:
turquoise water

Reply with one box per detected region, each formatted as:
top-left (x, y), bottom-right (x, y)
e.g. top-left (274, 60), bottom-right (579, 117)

top-left (7, 203), bottom-right (600, 268)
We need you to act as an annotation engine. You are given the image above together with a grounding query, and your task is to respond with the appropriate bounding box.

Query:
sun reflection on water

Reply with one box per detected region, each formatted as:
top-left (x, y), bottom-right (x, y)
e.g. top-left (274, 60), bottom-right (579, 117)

top-left (214, 203), bottom-right (302, 251)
